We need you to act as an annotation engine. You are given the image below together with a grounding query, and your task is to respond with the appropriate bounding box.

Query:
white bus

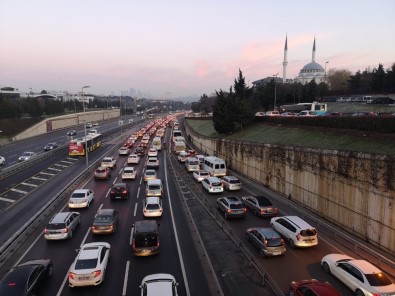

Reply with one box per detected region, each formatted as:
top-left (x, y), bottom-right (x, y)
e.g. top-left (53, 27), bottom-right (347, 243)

top-left (152, 137), bottom-right (162, 151)
top-left (185, 157), bottom-right (200, 172)
top-left (173, 141), bottom-right (186, 154)
top-left (202, 156), bottom-right (227, 177)
top-left (172, 130), bottom-right (182, 142)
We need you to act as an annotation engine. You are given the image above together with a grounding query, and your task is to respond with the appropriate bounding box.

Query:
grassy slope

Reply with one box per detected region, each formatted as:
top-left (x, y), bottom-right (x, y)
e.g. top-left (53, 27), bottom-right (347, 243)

top-left (186, 119), bottom-right (395, 156)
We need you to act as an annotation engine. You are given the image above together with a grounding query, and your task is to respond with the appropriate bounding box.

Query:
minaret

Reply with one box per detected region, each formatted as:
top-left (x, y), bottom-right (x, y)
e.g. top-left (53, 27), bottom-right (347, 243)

top-left (312, 36), bottom-right (316, 63)
top-left (282, 34), bottom-right (288, 83)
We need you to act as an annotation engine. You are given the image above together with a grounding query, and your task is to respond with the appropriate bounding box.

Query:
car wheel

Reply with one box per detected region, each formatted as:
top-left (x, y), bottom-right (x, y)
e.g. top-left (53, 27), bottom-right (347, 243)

top-left (355, 289), bottom-right (364, 296)
top-left (289, 239), bottom-right (295, 248)
top-left (322, 261), bottom-right (331, 273)
top-left (224, 212), bottom-right (228, 219)
top-left (259, 249), bottom-right (265, 258)
top-left (47, 262), bottom-right (53, 277)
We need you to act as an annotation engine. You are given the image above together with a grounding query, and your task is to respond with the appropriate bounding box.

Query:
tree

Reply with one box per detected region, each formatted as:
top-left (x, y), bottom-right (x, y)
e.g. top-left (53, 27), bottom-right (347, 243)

top-left (327, 69), bottom-right (352, 90)
top-left (371, 63), bottom-right (385, 92)
top-left (212, 90), bottom-right (235, 134)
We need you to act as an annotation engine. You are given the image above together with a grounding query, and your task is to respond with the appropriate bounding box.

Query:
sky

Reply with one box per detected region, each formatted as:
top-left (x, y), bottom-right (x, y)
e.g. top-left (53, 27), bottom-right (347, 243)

top-left (0, 0), bottom-right (394, 99)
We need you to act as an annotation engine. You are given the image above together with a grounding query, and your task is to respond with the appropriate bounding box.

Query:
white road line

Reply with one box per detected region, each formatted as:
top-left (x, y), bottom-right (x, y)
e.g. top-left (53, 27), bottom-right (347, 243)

top-left (105, 188), bottom-right (111, 198)
top-left (136, 187), bottom-right (140, 199)
top-left (130, 227), bottom-right (134, 245)
top-left (0, 197), bottom-right (16, 202)
top-left (164, 153), bottom-right (191, 296)
top-left (122, 261), bottom-right (130, 296)
top-left (10, 188), bottom-right (28, 194)
top-left (56, 272), bottom-right (70, 296)
top-left (20, 182), bottom-right (38, 188)
top-left (40, 172), bottom-right (55, 176)
top-left (134, 203), bottom-right (138, 216)
top-left (31, 176), bottom-right (47, 181)
top-left (99, 203), bottom-right (103, 210)
top-left (80, 227), bottom-right (91, 248)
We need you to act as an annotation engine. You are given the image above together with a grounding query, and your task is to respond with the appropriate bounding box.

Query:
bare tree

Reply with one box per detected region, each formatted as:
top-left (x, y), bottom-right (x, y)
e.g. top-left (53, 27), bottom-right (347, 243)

top-left (327, 68), bottom-right (352, 90)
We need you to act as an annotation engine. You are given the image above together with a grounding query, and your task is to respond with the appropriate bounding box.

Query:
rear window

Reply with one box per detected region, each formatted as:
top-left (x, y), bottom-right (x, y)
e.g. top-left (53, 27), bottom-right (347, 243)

top-left (300, 229), bottom-right (317, 236)
top-left (95, 215), bottom-right (112, 222)
top-left (230, 204), bottom-right (243, 210)
top-left (256, 197), bottom-right (272, 207)
top-left (148, 185), bottom-right (161, 190)
top-left (229, 179), bottom-right (240, 184)
top-left (71, 193), bottom-right (85, 198)
top-left (189, 161), bottom-right (199, 165)
top-left (96, 169), bottom-right (105, 173)
top-left (365, 273), bottom-right (393, 286)
top-left (75, 258), bottom-right (98, 270)
top-left (47, 222), bottom-right (66, 229)
top-left (211, 182), bottom-right (222, 186)
top-left (266, 238), bottom-right (283, 247)
top-left (146, 204), bottom-right (160, 210)
top-left (135, 233), bottom-right (158, 247)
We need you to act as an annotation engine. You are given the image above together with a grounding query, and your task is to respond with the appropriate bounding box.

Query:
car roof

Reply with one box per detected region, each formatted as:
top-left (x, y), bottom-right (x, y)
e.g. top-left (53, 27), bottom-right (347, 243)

top-left (123, 167), bottom-right (135, 171)
top-left (348, 259), bottom-right (382, 273)
top-left (73, 189), bottom-right (90, 194)
top-left (222, 196), bottom-right (242, 203)
top-left (0, 265), bottom-right (36, 294)
top-left (79, 246), bottom-right (100, 259)
top-left (113, 182), bottom-right (127, 187)
top-left (223, 175), bottom-right (239, 181)
top-left (145, 196), bottom-right (161, 203)
top-left (255, 227), bottom-right (281, 238)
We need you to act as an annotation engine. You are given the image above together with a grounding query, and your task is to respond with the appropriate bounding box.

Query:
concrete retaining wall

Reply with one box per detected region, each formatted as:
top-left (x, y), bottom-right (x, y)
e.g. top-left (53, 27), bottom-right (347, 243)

top-left (12, 109), bottom-right (119, 141)
top-left (185, 120), bottom-right (395, 252)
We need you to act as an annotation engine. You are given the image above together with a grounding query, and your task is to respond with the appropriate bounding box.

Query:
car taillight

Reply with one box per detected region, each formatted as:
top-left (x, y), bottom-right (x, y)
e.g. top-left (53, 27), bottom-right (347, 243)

top-left (296, 233), bottom-right (301, 241)
top-left (69, 272), bottom-right (75, 280)
top-left (44, 228), bottom-right (48, 234)
top-left (122, 190), bottom-right (127, 194)
top-left (226, 209), bottom-right (233, 213)
top-left (281, 239), bottom-right (285, 245)
top-left (92, 270), bottom-right (101, 278)
top-left (243, 208), bottom-right (247, 213)
top-left (64, 227), bottom-right (69, 233)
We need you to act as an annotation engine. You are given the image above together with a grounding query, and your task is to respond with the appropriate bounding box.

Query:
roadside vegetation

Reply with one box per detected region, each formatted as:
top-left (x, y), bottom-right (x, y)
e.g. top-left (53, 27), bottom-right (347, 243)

top-left (186, 118), bottom-right (395, 156)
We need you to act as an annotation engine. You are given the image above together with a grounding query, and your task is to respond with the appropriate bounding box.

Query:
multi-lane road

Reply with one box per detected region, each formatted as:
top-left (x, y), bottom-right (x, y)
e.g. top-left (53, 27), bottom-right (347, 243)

top-left (0, 115), bottom-right (394, 296)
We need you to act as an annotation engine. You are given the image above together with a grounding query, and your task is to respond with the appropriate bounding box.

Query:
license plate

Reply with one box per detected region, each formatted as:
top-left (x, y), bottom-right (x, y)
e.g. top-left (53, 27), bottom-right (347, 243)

top-left (79, 277), bottom-right (89, 280)
top-left (99, 226), bottom-right (107, 230)
top-left (273, 252), bottom-right (280, 255)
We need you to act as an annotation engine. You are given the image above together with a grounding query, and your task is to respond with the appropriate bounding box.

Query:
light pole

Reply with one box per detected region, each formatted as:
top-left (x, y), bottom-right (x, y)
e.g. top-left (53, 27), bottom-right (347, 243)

top-left (325, 61), bottom-right (329, 81)
top-left (119, 96), bottom-right (123, 136)
top-left (82, 85), bottom-right (90, 170)
top-left (273, 73), bottom-right (279, 110)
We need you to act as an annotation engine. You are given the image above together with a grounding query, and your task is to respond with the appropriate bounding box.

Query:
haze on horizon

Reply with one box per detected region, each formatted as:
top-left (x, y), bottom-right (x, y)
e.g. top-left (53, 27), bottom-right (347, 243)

top-left (0, 0), bottom-right (394, 98)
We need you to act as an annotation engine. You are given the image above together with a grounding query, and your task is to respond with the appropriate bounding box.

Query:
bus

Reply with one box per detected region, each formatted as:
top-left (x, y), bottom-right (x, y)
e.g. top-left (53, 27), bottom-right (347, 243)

top-left (156, 128), bottom-right (165, 138)
top-left (172, 130), bottom-right (182, 142)
top-left (152, 137), bottom-right (162, 151)
top-left (173, 141), bottom-right (186, 154)
top-left (69, 133), bottom-right (102, 156)
top-left (202, 156), bottom-right (227, 177)
top-left (279, 102), bottom-right (327, 115)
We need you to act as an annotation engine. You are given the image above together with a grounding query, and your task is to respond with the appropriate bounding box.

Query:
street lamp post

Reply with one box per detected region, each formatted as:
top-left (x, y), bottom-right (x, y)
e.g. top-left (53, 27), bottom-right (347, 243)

top-left (119, 96), bottom-right (123, 136)
top-left (82, 85), bottom-right (90, 170)
top-left (325, 61), bottom-right (329, 81)
top-left (273, 73), bottom-right (279, 110)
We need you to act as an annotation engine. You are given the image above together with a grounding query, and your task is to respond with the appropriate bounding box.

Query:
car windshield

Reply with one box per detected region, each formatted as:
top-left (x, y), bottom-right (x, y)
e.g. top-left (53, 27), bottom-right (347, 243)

top-left (22, 152), bottom-right (32, 156)
top-left (365, 273), bottom-right (393, 286)
top-left (200, 172), bottom-right (209, 176)
top-left (102, 159), bottom-right (111, 163)
top-left (75, 258), bottom-right (98, 270)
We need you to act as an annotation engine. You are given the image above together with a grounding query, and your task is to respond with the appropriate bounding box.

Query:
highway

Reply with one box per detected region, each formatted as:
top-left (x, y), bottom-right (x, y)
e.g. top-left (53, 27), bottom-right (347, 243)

top-left (0, 115), bottom-right (394, 296)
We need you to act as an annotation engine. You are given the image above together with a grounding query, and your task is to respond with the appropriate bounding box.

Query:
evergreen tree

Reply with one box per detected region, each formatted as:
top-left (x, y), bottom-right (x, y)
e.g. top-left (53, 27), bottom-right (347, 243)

top-left (212, 90), bottom-right (234, 134)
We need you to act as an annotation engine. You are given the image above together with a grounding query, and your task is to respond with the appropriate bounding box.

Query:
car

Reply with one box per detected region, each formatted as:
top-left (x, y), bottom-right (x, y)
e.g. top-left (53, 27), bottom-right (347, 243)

top-left (146, 157), bottom-right (159, 168)
top-left (289, 279), bottom-right (341, 296)
top-left (68, 242), bottom-right (110, 287)
top-left (144, 169), bottom-right (157, 182)
top-left (44, 211), bottom-right (80, 240)
top-left (255, 111), bottom-right (265, 117)
top-left (266, 111), bottom-right (280, 116)
top-left (135, 146), bottom-right (146, 156)
top-left (216, 196), bottom-right (247, 219)
top-left (68, 189), bottom-right (94, 208)
top-left (221, 175), bottom-right (242, 190)
top-left (101, 156), bottom-right (116, 169)
top-left (280, 112), bottom-right (295, 117)
top-left (177, 151), bottom-right (189, 162)
top-left (44, 142), bottom-right (58, 151)
top-left (18, 151), bottom-right (36, 161)
top-left (139, 273), bottom-right (179, 296)
top-left (246, 227), bottom-right (286, 257)
top-left (67, 130), bottom-right (77, 136)
top-left (148, 147), bottom-right (158, 157)
top-left (298, 110), bottom-right (317, 116)
top-left (119, 146), bottom-right (130, 155)
top-left (143, 196), bottom-right (163, 217)
top-left (92, 122), bottom-right (99, 126)
top-left (242, 195), bottom-right (278, 217)
top-left (86, 122), bottom-right (93, 128)
top-left (0, 156), bottom-right (5, 166)
top-left (0, 259), bottom-right (53, 296)
top-left (186, 149), bottom-right (197, 157)
top-left (270, 216), bottom-right (318, 248)
top-left (110, 182), bottom-right (129, 199)
top-left (94, 166), bottom-right (111, 180)
top-left (122, 166), bottom-right (137, 180)
top-left (125, 140), bottom-right (135, 148)
top-left (321, 254), bottom-right (395, 296)
top-left (202, 177), bottom-right (224, 193)
top-left (91, 209), bottom-right (119, 234)
top-left (131, 220), bottom-right (160, 256)
top-left (193, 170), bottom-right (210, 182)
top-left (128, 153), bottom-right (140, 164)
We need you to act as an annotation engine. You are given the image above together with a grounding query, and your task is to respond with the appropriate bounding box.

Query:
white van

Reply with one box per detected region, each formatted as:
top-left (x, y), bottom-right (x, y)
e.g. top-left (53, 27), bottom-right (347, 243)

top-left (185, 157), bottom-right (200, 172)
top-left (146, 179), bottom-right (163, 197)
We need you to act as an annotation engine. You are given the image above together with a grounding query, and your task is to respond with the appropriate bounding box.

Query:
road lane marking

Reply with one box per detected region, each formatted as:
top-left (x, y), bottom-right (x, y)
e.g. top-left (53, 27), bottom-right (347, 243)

top-left (10, 188), bottom-right (28, 194)
top-left (31, 176), bottom-right (47, 181)
top-left (0, 197), bottom-right (16, 202)
top-left (130, 227), bottom-right (134, 245)
top-left (80, 227), bottom-right (90, 248)
top-left (20, 182), bottom-right (38, 188)
top-left (137, 187), bottom-right (140, 198)
top-left (134, 203), bottom-right (138, 216)
top-left (122, 261), bottom-right (130, 295)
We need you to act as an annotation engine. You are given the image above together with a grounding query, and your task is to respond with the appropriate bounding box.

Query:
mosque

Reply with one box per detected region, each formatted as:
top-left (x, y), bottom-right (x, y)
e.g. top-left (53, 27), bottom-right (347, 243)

top-left (252, 36), bottom-right (327, 86)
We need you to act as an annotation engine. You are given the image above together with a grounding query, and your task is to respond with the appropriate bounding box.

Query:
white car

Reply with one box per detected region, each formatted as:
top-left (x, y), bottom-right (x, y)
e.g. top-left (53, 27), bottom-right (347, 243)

top-left (18, 151), bottom-right (36, 161)
top-left (0, 156), bottom-right (5, 166)
top-left (143, 196), bottom-right (163, 217)
top-left (122, 167), bottom-right (137, 180)
top-left (193, 170), bottom-right (209, 182)
top-left (221, 175), bottom-right (242, 190)
top-left (177, 151), bottom-right (189, 162)
top-left (148, 148), bottom-right (158, 157)
top-left (202, 177), bottom-right (224, 193)
top-left (128, 154), bottom-right (140, 164)
top-left (68, 189), bottom-right (94, 208)
top-left (68, 242), bottom-right (110, 287)
top-left (321, 254), bottom-right (395, 296)
top-left (146, 157), bottom-right (159, 168)
top-left (101, 157), bottom-right (116, 169)
top-left (140, 273), bottom-right (179, 296)
top-left (119, 146), bottom-right (130, 155)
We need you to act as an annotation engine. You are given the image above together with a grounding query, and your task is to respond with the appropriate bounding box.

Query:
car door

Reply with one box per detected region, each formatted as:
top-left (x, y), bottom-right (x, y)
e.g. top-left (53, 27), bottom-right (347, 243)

top-left (251, 231), bottom-right (262, 249)
top-left (27, 266), bottom-right (42, 294)
top-left (333, 262), bottom-right (356, 290)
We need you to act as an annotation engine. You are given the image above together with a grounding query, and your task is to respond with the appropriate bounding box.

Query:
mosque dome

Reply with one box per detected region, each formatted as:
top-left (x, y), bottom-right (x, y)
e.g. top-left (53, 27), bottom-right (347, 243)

top-left (300, 61), bottom-right (324, 73)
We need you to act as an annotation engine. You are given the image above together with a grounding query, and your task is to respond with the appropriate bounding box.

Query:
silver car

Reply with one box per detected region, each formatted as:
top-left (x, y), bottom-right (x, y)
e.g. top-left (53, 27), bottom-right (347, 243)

top-left (221, 175), bottom-right (242, 190)
top-left (44, 212), bottom-right (80, 240)
top-left (246, 227), bottom-right (286, 257)
top-left (18, 151), bottom-right (36, 161)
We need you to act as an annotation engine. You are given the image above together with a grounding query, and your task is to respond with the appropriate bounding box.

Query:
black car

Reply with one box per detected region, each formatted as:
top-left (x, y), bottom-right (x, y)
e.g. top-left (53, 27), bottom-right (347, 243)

top-left (0, 259), bottom-right (53, 296)
top-left (67, 130), bottom-right (77, 136)
top-left (44, 142), bottom-right (58, 151)
top-left (135, 146), bottom-right (145, 156)
top-left (110, 183), bottom-right (129, 200)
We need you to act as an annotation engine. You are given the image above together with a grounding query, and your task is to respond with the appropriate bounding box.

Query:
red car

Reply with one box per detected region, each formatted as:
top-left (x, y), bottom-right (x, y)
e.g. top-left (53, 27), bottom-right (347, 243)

top-left (110, 183), bottom-right (129, 200)
top-left (290, 279), bottom-right (341, 296)
top-left (94, 166), bottom-right (111, 180)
